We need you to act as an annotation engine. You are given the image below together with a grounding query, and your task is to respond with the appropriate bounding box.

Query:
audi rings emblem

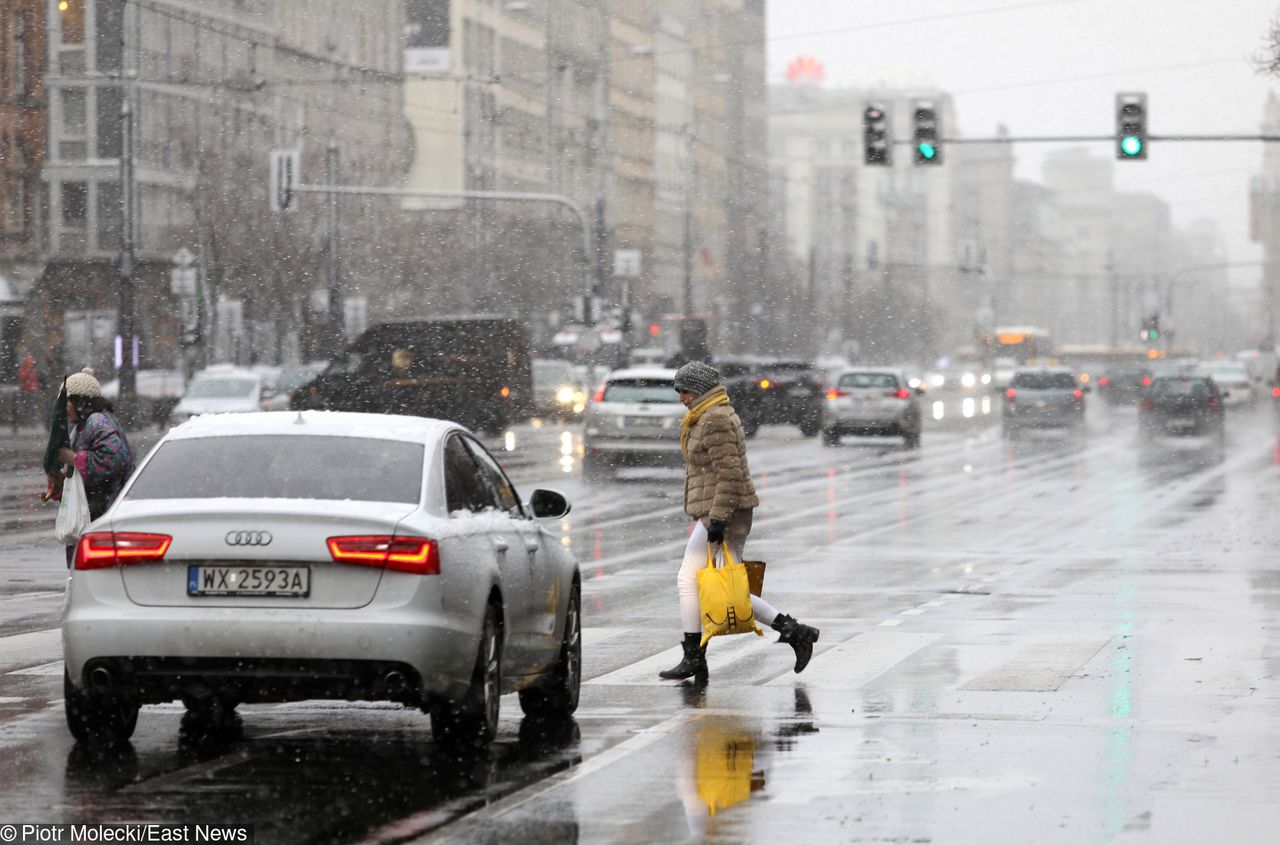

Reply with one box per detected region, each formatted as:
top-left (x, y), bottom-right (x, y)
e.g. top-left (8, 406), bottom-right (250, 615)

top-left (225, 530), bottom-right (273, 547)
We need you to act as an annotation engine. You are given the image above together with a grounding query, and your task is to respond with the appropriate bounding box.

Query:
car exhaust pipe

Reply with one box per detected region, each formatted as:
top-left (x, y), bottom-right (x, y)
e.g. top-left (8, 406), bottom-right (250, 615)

top-left (88, 666), bottom-right (113, 690)
top-left (384, 670), bottom-right (408, 696)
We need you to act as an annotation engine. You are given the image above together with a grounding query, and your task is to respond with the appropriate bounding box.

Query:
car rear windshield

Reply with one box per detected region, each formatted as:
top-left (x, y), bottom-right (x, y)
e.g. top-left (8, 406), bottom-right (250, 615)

top-left (1150, 378), bottom-right (1212, 398)
top-left (1011, 372), bottom-right (1077, 390)
top-left (839, 372), bottom-right (898, 389)
top-left (125, 436), bottom-right (424, 503)
top-left (602, 378), bottom-right (678, 404)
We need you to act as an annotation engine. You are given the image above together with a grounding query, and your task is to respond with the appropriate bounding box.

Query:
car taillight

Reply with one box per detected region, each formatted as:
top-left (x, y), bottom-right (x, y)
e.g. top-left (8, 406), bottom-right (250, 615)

top-left (758, 379), bottom-right (772, 390)
top-left (74, 532), bottom-right (172, 570)
top-left (1140, 398), bottom-right (1153, 412)
top-left (499, 385), bottom-right (511, 400)
top-left (1005, 388), bottom-right (1016, 400)
top-left (1073, 389), bottom-right (1083, 400)
top-left (1099, 377), bottom-right (1109, 386)
top-left (894, 388), bottom-right (910, 400)
top-left (1141, 376), bottom-right (1151, 386)
top-left (327, 535), bottom-right (439, 575)
top-left (1273, 386), bottom-right (1280, 398)
top-left (1207, 398), bottom-right (1221, 411)
top-left (826, 388), bottom-right (847, 400)
top-left (592, 387), bottom-right (605, 403)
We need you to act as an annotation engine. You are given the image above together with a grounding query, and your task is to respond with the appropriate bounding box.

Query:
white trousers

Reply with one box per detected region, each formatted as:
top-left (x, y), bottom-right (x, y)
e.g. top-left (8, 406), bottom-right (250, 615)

top-left (678, 516), bottom-right (780, 633)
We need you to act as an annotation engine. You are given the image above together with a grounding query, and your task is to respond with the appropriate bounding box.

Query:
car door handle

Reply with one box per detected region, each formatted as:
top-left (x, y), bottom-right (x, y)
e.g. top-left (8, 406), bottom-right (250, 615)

top-left (493, 539), bottom-right (509, 552)
top-left (525, 541), bottom-right (540, 553)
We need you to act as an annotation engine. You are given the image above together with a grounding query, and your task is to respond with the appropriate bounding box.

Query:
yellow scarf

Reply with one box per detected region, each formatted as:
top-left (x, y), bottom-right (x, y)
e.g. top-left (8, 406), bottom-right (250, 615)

top-left (680, 388), bottom-right (730, 457)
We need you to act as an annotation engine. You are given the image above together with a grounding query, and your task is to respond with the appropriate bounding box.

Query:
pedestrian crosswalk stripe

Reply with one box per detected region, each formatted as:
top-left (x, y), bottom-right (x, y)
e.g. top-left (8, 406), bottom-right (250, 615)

top-left (586, 632), bottom-right (772, 686)
top-left (961, 636), bottom-right (1112, 692)
top-left (8, 660), bottom-right (64, 676)
top-left (0, 628), bottom-right (59, 657)
top-left (765, 631), bottom-right (939, 689)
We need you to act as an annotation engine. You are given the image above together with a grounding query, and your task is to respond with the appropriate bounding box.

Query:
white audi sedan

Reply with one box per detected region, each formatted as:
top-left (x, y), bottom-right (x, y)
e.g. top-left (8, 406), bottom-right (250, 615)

top-left (62, 411), bottom-right (581, 747)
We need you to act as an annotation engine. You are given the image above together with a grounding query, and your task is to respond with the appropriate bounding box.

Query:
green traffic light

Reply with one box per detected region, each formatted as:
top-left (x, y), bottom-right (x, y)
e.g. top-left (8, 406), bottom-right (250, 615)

top-left (918, 143), bottom-right (936, 160)
top-left (1120, 135), bottom-right (1142, 156)
top-left (1149, 328), bottom-right (1159, 340)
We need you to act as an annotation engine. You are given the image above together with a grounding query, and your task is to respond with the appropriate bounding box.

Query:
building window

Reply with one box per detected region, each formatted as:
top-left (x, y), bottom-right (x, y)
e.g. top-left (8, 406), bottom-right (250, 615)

top-left (60, 87), bottom-right (87, 159)
top-left (62, 181), bottom-right (88, 225)
top-left (13, 14), bottom-right (27, 97)
top-left (58, 0), bottom-right (86, 44)
top-left (96, 181), bottom-right (122, 248)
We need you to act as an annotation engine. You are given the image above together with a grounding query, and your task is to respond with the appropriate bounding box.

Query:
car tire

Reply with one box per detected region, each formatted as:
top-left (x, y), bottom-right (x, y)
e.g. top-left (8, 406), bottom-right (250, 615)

top-left (742, 417), bottom-right (760, 439)
top-left (903, 429), bottom-right (921, 449)
top-left (432, 603), bottom-right (503, 747)
top-left (799, 416), bottom-right (822, 438)
top-left (821, 428), bottom-right (840, 447)
top-left (64, 672), bottom-right (139, 746)
top-left (518, 586), bottom-right (581, 718)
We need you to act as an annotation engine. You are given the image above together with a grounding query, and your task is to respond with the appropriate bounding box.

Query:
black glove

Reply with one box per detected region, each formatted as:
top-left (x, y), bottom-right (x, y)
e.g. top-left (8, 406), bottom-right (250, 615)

top-left (706, 519), bottom-right (727, 545)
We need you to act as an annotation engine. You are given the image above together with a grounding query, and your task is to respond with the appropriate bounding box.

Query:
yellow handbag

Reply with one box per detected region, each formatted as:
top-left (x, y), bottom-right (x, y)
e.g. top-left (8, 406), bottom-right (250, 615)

top-left (697, 542), bottom-right (764, 647)
top-left (694, 723), bottom-right (758, 816)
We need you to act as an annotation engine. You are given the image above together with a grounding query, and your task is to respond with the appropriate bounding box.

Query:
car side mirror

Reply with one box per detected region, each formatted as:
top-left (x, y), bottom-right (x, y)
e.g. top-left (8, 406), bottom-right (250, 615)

top-left (528, 488), bottom-right (571, 519)
top-left (915, 386), bottom-right (925, 396)
top-left (1222, 390), bottom-right (1231, 399)
top-left (1083, 385), bottom-right (1092, 393)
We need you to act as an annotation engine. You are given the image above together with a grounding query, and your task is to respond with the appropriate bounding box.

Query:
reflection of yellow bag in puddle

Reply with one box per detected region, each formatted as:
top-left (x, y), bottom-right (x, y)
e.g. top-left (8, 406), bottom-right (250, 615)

top-left (694, 725), bottom-right (758, 816)
top-left (697, 543), bottom-right (764, 647)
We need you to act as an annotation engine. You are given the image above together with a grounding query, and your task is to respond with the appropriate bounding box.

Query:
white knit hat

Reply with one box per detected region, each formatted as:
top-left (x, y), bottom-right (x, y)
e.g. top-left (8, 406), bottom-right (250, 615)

top-left (65, 367), bottom-right (102, 398)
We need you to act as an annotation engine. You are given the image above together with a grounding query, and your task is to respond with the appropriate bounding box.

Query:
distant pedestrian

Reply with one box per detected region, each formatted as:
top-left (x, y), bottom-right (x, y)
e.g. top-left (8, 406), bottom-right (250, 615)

top-left (51, 369), bottom-right (135, 566)
top-left (659, 361), bottom-right (820, 682)
top-left (17, 354), bottom-right (40, 428)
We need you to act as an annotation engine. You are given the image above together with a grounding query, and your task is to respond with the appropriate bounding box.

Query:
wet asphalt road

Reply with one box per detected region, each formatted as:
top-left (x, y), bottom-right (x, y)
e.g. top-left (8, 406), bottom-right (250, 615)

top-left (1, 398), bottom-right (1280, 843)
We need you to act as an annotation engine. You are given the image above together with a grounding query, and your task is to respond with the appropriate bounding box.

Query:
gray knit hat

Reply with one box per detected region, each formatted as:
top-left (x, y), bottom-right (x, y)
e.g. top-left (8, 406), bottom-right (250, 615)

top-left (673, 361), bottom-right (720, 396)
top-left (65, 367), bottom-right (102, 398)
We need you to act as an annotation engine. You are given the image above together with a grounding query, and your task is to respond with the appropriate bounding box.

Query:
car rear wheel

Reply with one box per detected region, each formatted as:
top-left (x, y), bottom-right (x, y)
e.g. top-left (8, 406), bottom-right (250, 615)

top-left (903, 429), bottom-right (921, 449)
top-left (519, 587), bottom-right (581, 718)
top-left (432, 604), bottom-right (503, 747)
top-left (64, 672), bottom-right (139, 746)
top-left (821, 428), bottom-right (840, 447)
top-left (798, 415), bottom-right (822, 437)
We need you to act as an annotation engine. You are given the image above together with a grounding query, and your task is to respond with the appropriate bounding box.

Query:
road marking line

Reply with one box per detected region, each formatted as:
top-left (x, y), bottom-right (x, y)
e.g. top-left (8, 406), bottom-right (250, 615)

top-left (0, 628), bottom-right (59, 657)
top-left (0, 591), bottom-right (63, 603)
top-left (767, 631), bottom-right (939, 689)
top-left (8, 660), bottom-right (64, 676)
top-left (0, 696), bottom-right (27, 704)
top-left (586, 632), bottom-right (769, 686)
top-left (878, 619), bottom-right (902, 627)
top-left (403, 714), bottom-right (686, 844)
top-left (962, 636), bottom-right (1113, 692)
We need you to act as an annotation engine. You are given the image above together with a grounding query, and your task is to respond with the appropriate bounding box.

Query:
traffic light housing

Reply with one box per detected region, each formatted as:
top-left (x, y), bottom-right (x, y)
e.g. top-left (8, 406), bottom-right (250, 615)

top-left (912, 100), bottom-right (941, 165)
top-left (1116, 92), bottom-right (1148, 160)
top-left (863, 103), bottom-right (891, 166)
top-left (1140, 313), bottom-right (1160, 341)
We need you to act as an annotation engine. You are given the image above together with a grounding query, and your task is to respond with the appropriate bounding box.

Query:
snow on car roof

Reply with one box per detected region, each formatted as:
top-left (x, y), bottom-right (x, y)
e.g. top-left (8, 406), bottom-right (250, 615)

top-left (607, 367), bottom-right (677, 380)
top-left (166, 410), bottom-right (460, 443)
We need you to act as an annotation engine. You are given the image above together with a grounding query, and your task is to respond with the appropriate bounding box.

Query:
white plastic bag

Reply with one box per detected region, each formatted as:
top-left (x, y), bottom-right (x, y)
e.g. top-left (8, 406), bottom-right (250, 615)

top-left (54, 472), bottom-right (91, 546)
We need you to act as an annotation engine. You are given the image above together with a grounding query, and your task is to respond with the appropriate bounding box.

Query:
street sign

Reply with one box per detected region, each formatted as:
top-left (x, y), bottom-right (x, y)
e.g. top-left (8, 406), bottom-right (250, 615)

top-left (613, 248), bottom-right (642, 278)
top-left (270, 149), bottom-right (300, 212)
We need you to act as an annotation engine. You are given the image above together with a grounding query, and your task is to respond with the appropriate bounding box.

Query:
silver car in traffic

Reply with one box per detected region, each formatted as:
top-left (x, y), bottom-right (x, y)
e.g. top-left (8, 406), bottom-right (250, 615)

top-left (62, 411), bottom-right (581, 746)
top-left (821, 367), bottom-right (923, 448)
top-left (582, 367), bottom-right (684, 480)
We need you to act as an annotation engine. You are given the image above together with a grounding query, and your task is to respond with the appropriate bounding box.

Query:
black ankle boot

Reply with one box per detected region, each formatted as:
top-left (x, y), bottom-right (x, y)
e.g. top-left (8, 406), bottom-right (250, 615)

top-left (771, 614), bottom-right (820, 674)
top-left (659, 633), bottom-right (708, 681)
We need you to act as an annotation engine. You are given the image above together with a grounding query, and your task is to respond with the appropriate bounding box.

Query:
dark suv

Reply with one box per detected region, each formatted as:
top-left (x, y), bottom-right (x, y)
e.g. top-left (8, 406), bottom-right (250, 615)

top-left (1002, 367), bottom-right (1086, 439)
top-left (1139, 375), bottom-right (1225, 438)
top-left (290, 317), bottom-right (534, 433)
top-left (716, 358), bottom-right (823, 437)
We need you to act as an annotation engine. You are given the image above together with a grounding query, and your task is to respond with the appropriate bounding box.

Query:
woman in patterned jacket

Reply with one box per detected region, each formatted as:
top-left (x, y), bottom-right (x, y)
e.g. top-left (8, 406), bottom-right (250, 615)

top-left (659, 360), bottom-right (820, 683)
top-left (55, 368), bottom-right (136, 565)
